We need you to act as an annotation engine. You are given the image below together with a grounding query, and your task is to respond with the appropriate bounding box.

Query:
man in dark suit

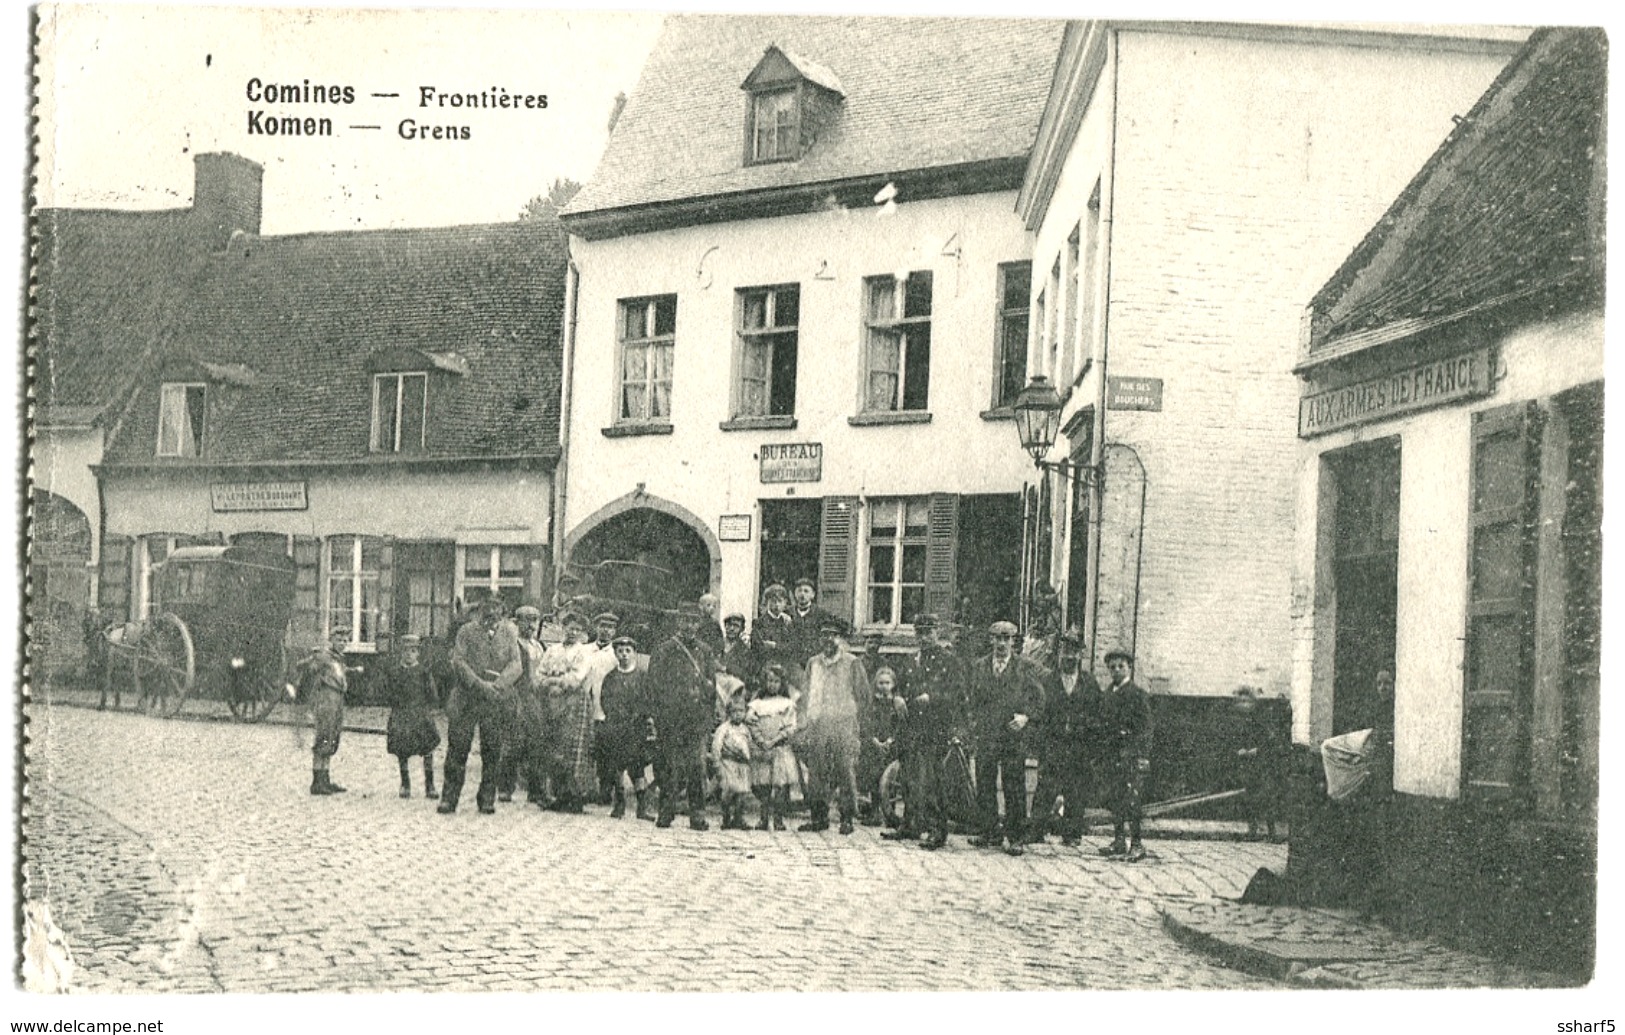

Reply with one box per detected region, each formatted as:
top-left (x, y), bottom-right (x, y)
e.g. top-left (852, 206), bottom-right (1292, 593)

top-left (880, 613), bottom-right (965, 850)
top-left (966, 620), bottom-right (1044, 856)
top-left (1100, 648), bottom-right (1153, 862)
top-left (1028, 629), bottom-right (1104, 846)
top-left (646, 605), bottom-right (717, 830)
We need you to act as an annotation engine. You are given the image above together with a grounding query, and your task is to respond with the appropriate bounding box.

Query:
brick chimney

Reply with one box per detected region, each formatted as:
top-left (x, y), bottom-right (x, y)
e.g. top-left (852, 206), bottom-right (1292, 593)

top-left (191, 152), bottom-right (263, 247)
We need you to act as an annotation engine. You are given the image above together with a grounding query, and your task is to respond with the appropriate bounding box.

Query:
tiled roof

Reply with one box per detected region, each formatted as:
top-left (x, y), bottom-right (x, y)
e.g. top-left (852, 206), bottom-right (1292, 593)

top-left (566, 15), bottom-right (1065, 216)
top-left (1307, 27), bottom-right (1606, 352)
top-left (100, 220), bottom-right (568, 466)
top-left (32, 206), bottom-right (215, 421)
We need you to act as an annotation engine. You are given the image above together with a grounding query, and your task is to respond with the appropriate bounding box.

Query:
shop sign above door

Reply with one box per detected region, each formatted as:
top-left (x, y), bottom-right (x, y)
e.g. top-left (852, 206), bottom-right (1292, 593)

top-left (760, 442), bottom-right (823, 484)
top-left (1299, 348), bottom-right (1492, 438)
top-left (210, 481), bottom-right (309, 512)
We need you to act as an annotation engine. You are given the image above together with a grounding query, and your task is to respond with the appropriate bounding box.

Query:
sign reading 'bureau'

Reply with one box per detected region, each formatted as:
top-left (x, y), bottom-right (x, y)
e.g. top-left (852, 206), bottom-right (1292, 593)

top-left (1298, 348), bottom-right (1492, 437)
top-left (210, 481), bottom-right (309, 512)
top-left (759, 442), bottom-right (823, 484)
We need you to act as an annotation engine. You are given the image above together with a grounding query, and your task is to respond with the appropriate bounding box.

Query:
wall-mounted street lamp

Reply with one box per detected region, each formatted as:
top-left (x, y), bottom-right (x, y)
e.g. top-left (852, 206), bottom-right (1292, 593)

top-left (1012, 375), bottom-right (1102, 486)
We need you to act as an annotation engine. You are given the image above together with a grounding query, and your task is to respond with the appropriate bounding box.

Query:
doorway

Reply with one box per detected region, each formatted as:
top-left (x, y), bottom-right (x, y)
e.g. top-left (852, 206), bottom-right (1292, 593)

top-left (1330, 441), bottom-right (1400, 736)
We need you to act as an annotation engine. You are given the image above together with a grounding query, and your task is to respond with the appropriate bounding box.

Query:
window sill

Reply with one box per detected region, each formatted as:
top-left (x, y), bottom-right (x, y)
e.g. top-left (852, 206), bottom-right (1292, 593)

top-left (980, 407), bottom-right (1016, 422)
top-left (848, 411), bottom-right (933, 427)
top-left (601, 422), bottom-right (674, 439)
top-left (720, 415), bottom-right (798, 432)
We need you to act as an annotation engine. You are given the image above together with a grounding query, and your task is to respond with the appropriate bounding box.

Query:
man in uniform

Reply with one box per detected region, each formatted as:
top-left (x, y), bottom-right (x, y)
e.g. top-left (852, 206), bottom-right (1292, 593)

top-left (1029, 629), bottom-right (1104, 846)
top-left (797, 615), bottom-right (867, 834)
top-left (440, 597), bottom-right (522, 815)
top-left (882, 613), bottom-right (964, 850)
top-left (1100, 648), bottom-right (1153, 861)
top-left (647, 605), bottom-right (717, 830)
top-left (966, 620), bottom-right (1044, 856)
top-left (298, 626), bottom-right (357, 796)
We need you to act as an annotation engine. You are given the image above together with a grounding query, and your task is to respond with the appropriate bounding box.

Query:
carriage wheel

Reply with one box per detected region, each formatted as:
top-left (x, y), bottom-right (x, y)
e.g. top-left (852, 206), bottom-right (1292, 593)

top-left (944, 742), bottom-right (979, 831)
top-left (133, 614), bottom-right (195, 718)
top-left (227, 645), bottom-right (288, 723)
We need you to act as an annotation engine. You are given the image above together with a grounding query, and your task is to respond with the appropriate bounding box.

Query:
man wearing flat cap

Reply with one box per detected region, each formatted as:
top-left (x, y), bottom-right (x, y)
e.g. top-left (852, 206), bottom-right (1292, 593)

top-left (647, 604), bottom-right (718, 829)
top-left (717, 612), bottom-right (756, 689)
top-left (442, 596), bottom-right (522, 815)
top-left (586, 611), bottom-right (623, 806)
top-left (495, 605), bottom-right (549, 807)
top-left (599, 634), bottom-right (654, 820)
top-left (1100, 648), bottom-right (1152, 861)
top-left (883, 613), bottom-right (966, 850)
top-left (1029, 628), bottom-right (1104, 846)
top-left (795, 614), bottom-right (867, 834)
top-left (966, 619), bottom-right (1045, 855)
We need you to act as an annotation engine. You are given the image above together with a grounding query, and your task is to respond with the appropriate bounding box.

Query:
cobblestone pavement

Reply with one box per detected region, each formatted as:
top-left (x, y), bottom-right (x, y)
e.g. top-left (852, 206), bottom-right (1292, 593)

top-left (24, 703), bottom-right (1286, 993)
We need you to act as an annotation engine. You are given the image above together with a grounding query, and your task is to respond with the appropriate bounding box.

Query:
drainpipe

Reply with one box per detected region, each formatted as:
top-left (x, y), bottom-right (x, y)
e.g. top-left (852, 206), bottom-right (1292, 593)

top-left (1085, 27), bottom-right (1120, 667)
top-left (551, 256), bottom-right (580, 606)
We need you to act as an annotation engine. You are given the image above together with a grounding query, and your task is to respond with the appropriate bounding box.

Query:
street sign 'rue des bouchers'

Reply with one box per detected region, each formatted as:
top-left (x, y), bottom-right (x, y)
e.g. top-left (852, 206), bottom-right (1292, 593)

top-left (760, 442), bottom-right (823, 483)
top-left (1107, 376), bottom-right (1163, 411)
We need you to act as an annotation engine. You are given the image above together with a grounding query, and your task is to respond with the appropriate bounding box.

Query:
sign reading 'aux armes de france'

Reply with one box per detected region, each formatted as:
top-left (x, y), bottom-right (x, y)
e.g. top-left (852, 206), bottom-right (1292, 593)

top-left (1298, 348), bottom-right (1493, 438)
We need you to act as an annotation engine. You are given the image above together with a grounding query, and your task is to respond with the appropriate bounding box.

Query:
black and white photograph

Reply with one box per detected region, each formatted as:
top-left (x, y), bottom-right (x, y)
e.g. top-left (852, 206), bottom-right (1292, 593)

top-left (11, 0), bottom-right (1612, 1025)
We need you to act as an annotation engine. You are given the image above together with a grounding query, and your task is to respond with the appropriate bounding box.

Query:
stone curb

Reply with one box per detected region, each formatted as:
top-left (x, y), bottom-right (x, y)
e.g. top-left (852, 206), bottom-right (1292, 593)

top-left (1160, 905), bottom-right (1340, 987)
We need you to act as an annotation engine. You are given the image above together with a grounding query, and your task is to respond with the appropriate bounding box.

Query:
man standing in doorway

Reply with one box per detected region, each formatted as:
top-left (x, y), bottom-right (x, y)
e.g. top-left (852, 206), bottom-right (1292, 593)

top-left (440, 597), bottom-right (522, 815)
top-left (1100, 648), bottom-right (1153, 861)
top-left (785, 578), bottom-right (828, 669)
top-left (647, 605), bottom-right (717, 830)
top-left (1029, 629), bottom-right (1104, 846)
top-left (797, 615), bottom-right (867, 834)
top-left (966, 620), bottom-right (1043, 856)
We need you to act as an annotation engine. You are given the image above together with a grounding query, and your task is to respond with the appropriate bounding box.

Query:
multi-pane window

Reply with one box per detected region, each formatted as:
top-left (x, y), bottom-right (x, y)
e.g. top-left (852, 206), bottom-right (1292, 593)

top-left (458, 545), bottom-right (530, 613)
top-left (863, 272), bottom-right (933, 412)
top-left (618, 295), bottom-right (677, 423)
top-left (1045, 259), bottom-right (1062, 380)
top-left (1062, 228), bottom-right (1080, 383)
top-left (372, 372), bottom-right (427, 453)
top-left (326, 535), bottom-right (383, 648)
top-left (751, 88), bottom-right (798, 163)
top-left (994, 262), bottom-right (1031, 408)
top-left (737, 285), bottom-right (800, 417)
top-left (157, 383), bottom-right (206, 457)
top-left (866, 497), bottom-right (929, 626)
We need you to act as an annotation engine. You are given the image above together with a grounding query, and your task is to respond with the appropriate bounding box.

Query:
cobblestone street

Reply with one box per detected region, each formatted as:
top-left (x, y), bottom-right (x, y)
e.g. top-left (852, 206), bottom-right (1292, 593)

top-left (24, 703), bottom-right (1285, 993)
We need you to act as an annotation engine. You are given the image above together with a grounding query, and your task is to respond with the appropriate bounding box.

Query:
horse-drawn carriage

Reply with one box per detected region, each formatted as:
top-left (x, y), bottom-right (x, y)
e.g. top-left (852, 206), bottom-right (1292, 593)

top-left (99, 545), bottom-right (298, 721)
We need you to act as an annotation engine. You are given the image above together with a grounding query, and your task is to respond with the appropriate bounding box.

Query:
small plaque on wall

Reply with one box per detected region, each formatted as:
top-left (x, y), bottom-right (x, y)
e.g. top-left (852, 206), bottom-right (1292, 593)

top-left (718, 514), bottom-right (753, 542)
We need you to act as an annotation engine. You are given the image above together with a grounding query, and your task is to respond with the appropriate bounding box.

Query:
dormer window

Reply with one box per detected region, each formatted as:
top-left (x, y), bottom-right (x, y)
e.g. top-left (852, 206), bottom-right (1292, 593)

top-left (372, 372), bottom-right (427, 453)
top-left (157, 383), bottom-right (206, 457)
top-left (751, 88), bottom-right (799, 163)
top-left (742, 45), bottom-right (844, 168)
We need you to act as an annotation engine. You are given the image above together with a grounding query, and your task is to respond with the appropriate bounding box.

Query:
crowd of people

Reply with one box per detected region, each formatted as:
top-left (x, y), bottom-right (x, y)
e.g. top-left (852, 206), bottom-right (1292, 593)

top-left (295, 578), bottom-right (1157, 861)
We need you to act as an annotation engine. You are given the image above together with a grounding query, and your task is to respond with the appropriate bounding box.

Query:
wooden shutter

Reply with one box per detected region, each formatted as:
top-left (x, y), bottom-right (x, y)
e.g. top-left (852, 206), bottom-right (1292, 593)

top-left (817, 496), bottom-right (859, 623)
top-left (377, 539), bottom-right (395, 650)
top-left (98, 535), bottom-right (133, 621)
top-left (291, 536), bottom-right (323, 648)
top-left (1463, 401), bottom-right (1541, 799)
top-left (924, 492), bottom-right (959, 618)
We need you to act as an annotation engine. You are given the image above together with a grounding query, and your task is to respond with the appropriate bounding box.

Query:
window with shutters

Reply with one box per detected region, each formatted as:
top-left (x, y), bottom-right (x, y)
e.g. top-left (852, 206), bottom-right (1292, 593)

top-left (156, 383), bottom-right (206, 457)
top-left (618, 295), bottom-right (677, 424)
top-left (735, 284), bottom-right (800, 419)
top-left (456, 544), bottom-right (530, 614)
top-left (371, 372), bottom-right (428, 453)
top-left (1463, 402), bottom-right (1540, 798)
top-left (862, 272), bottom-right (932, 413)
top-left (993, 262), bottom-right (1031, 409)
top-left (325, 535), bottom-right (384, 649)
top-left (865, 498), bottom-right (929, 627)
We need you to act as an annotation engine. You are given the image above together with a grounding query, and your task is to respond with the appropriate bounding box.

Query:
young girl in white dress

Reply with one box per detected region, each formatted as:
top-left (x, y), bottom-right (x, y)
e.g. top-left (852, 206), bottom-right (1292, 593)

top-left (746, 663), bottom-right (799, 830)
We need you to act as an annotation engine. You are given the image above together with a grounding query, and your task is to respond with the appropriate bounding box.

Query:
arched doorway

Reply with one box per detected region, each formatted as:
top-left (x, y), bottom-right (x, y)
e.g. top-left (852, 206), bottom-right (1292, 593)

top-left (564, 495), bottom-right (718, 648)
top-left (29, 489), bottom-right (94, 682)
